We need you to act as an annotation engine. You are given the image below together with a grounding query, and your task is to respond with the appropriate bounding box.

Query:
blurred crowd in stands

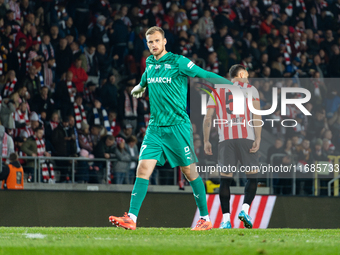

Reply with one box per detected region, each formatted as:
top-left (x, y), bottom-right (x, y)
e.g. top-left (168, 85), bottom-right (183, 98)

top-left (0, 0), bottom-right (339, 189)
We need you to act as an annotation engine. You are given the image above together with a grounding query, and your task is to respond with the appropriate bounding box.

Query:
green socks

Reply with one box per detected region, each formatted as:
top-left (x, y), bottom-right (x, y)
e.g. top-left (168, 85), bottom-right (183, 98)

top-left (128, 176), bottom-right (208, 220)
top-left (190, 176), bottom-right (209, 216)
top-left (128, 177), bottom-right (149, 217)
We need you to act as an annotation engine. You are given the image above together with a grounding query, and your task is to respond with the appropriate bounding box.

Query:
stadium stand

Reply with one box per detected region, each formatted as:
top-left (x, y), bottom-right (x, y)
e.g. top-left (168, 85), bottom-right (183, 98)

top-left (0, 0), bottom-right (339, 195)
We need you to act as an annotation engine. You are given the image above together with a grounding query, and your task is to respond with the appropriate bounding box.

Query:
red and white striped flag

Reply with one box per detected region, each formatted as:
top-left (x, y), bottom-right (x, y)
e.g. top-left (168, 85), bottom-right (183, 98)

top-left (191, 194), bottom-right (276, 229)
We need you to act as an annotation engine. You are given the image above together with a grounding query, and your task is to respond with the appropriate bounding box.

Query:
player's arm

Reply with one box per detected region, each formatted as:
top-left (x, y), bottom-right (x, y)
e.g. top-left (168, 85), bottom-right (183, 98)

top-left (131, 70), bottom-right (147, 98)
top-left (203, 108), bottom-right (215, 155)
top-left (178, 56), bottom-right (233, 85)
top-left (250, 95), bottom-right (261, 153)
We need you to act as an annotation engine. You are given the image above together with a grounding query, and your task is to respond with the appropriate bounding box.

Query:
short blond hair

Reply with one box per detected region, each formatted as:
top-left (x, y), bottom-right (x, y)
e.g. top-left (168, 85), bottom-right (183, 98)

top-left (145, 26), bottom-right (164, 38)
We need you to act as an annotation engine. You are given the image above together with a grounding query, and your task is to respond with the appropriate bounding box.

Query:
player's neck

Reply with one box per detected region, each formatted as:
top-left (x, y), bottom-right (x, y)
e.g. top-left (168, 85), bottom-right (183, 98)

top-left (153, 50), bottom-right (168, 61)
top-left (231, 78), bottom-right (248, 83)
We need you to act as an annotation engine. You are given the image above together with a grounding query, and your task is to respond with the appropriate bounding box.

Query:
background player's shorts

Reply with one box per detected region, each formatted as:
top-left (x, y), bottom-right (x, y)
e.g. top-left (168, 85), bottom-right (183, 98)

top-left (218, 139), bottom-right (259, 176)
top-left (139, 122), bottom-right (198, 168)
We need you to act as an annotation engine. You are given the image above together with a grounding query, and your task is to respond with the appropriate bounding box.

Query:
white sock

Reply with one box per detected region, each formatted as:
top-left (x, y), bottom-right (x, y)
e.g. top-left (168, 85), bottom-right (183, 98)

top-left (223, 213), bottom-right (230, 223)
top-left (128, 213), bottom-right (137, 223)
top-left (242, 203), bottom-right (250, 215)
top-left (200, 215), bottom-right (210, 222)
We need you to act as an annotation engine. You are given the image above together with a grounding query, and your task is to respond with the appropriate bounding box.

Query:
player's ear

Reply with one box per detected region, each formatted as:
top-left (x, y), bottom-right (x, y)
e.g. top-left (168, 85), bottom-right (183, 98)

top-left (164, 37), bottom-right (167, 45)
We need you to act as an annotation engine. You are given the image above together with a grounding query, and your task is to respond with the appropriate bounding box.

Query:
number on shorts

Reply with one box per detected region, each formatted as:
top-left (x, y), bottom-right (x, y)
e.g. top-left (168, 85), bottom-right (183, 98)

top-left (140, 145), bottom-right (147, 156)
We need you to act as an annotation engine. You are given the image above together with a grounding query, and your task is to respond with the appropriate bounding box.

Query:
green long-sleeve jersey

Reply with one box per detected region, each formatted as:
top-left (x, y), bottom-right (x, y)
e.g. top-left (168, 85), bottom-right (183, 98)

top-left (140, 52), bottom-right (232, 126)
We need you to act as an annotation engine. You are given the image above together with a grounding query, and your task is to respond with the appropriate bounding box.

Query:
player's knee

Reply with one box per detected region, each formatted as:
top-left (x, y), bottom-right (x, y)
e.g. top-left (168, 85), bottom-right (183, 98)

top-left (220, 177), bottom-right (233, 187)
top-left (181, 165), bottom-right (198, 181)
top-left (246, 172), bottom-right (259, 181)
top-left (136, 167), bottom-right (150, 179)
top-left (136, 162), bottom-right (153, 179)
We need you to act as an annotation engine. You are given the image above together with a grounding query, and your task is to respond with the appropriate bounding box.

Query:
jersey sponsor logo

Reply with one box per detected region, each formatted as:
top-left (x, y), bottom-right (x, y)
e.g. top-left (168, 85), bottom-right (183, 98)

top-left (187, 61), bottom-right (195, 69)
top-left (147, 77), bottom-right (172, 83)
top-left (165, 64), bottom-right (171, 70)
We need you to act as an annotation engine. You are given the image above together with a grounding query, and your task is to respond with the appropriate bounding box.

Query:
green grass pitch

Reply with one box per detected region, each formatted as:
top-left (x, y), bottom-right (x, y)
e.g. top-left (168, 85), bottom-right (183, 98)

top-left (0, 227), bottom-right (339, 255)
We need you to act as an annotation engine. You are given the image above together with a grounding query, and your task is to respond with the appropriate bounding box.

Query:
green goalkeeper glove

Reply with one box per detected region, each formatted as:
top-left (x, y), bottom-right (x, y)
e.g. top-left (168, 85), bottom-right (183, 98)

top-left (131, 84), bottom-right (146, 98)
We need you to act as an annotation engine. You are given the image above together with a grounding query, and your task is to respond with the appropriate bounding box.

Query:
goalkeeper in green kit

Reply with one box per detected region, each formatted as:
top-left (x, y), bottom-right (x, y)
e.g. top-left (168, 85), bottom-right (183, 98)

top-left (109, 26), bottom-right (233, 230)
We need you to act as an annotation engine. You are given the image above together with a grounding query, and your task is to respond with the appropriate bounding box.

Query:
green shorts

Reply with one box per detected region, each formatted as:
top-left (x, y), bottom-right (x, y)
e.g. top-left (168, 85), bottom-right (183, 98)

top-left (139, 123), bottom-right (198, 168)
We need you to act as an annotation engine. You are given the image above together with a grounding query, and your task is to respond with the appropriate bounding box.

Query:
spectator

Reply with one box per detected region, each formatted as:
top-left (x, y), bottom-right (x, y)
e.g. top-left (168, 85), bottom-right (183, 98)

top-left (118, 77), bottom-right (138, 125)
top-left (50, 25), bottom-right (60, 50)
top-left (42, 57), bottom-right (56, 91)
top-left (73, 94), bottom-right (87, 130)
top-left (55, 37), bottom-right (73, 79)
top-left (90, 125), bottom-right (102, 148)
top-left (96, 44), bottom-right (111, 84)
top-left (55, 71), bottom-right (76, 118)
top-left (310, 54), bottom-right (327, 78)
top-left (267, 138), bottom-right (284, 164)
top-left (52, 116), bottom-right (77, 157)
top-left (31, 86), bottom-right (55, 121)
top-left (198, 9), bottom-right (215, 40)
top-left (44, 112), bottom-right (59, 143)
top-left (211, 25), bottom-right (228, 50)
top-left (325, 89), bottom-right (340, 119)
top-left (297, 139), bottom-right (313, 164)
top-left (21, 126), bottom-right (55, 183)
top-left (88, 98), bottom-right (110, 133)
top-left (0, 125), bottom-right (15, 160)
top-left (92, 15), bottom-right (110, 48)
top-left (14, 21), bottom-right (32, 49)
top-left (260, 14), bottom-right (275, 36)
top-left (2, 70), bottom-right (17, 98)
top-left (40, 34), bottom-right (54, 61)
top-left (137, 95), bottom-right (150, 130)
top-left (51, 116), bottom-right (77, 182)
top-left (84, 43), bottom-right (99, 84)
top-left (100, 73), bottom-right (118, 111)
top-left (78, 121), bottom-right (93, 154)
top-left (199, 37), bottom-right (214, 61)
top-left (13, 102), bottom-right (29, 138)
top-left (9, 42), bottom-right (27, 80)
top-left (70, 41), bottom-right (86, 70)
top-left (68, 57), bottom-right (88, 93)
top-left (111, 13), bottom-right (129, 68)
top-left (174, 7), bottom-right (190, 33)
top-left (5, 10), bottom-right (19, 34)
top-left (78, 34), bottom-right (87, 53)
top-left (83, 81), bottom-right (97, 107)
top-left (0, 153), bottom-right (24, 189)
top-left (126, 135), bottom-right (138, 184)
top-left (329, 45), bottom-right (340, 77)
top-left (76, 149), bottom-right (91, 183)
top-left (0, 92), bottom-right (19, 130)
top-left (117, 124), bottom-right (133, 141)
top-left (113, 137), bottom-right (131, 184)
top-left (22, 65), bottom-right (40, 103)
top-left (312, 138), bottom-right (329, 161)
top-left (216, 36), bottom-right (239, 71)
top-left (20, 112), bottom-right (40, 139)
top-left (305, 6), bottom-right (321, 33)
top-left (62, 17), bottom-right (78, 42)
top-left (0, 0), bottom-right (7, 18)
top-left (323, 129), bottom-right (335, 153)
top-left (93, 135), bottom-right (116, 182)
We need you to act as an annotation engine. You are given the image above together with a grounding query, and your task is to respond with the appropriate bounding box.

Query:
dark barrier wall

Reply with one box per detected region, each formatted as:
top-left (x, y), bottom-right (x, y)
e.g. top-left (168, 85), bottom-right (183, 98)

top-left (268, 196), bottom-right (340, 229)
top-left (0, 190), bottom-right (197, 227)
top-left (1, 191), bottom-right (340, 228)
